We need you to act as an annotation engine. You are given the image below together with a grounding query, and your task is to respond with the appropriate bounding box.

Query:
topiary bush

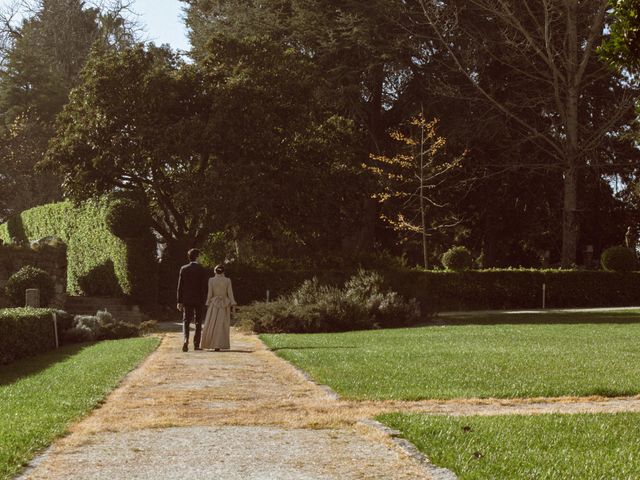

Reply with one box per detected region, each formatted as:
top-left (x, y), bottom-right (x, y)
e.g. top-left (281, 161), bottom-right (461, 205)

top-left (442, 246), bottom-right (474, 271)
top-left (105, 199), bottom-right (151, 239)
top-left (76, 260), bottom-right (123, 297)
top-left (601, 245), bottom-right (637, 272)
top-left (5, 266), bottom-right (55, 307)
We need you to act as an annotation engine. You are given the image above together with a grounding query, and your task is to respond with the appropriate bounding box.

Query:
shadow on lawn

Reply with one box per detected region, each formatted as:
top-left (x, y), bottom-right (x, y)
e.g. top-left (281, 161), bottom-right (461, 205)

top-left (430, 311), bottom-right (640, 326)
top-left (269, 346), bottom-right (357, 352)
top-left (0, 343), bottom-right (91, 387)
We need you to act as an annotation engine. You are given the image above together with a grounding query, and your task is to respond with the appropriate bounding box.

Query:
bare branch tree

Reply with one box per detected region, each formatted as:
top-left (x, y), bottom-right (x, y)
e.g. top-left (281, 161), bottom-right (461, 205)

top-left (416, 0), bottom-right (637, 267)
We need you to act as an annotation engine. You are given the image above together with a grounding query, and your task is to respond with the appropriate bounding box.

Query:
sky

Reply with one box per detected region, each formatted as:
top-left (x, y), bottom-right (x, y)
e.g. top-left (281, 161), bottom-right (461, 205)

top-left (131, 0), bottom-right (190, 51)
top-left (0, 0), bottom-right (191, 52)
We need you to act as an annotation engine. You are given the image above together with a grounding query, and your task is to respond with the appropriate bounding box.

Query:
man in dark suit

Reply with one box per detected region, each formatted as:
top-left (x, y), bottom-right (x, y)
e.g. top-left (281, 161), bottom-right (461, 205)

top-left (177, 248), bottom-right (208, 352)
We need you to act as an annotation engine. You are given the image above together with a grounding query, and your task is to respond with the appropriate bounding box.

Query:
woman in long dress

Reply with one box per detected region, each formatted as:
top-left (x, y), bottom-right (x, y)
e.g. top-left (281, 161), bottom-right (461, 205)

top-left (201, 264), bottom-right (237, 351)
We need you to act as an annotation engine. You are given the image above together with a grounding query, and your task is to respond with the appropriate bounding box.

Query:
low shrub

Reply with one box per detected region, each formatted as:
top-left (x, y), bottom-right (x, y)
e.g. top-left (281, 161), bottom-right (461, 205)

top-left (442, 246), bottom-right (474, 271)
top-left (63, 310), bottom-right (143, 343)
top-left (238, 270), bottom-right (420, 333)
top-left (5, 266), bottom-right (55, 307)
top-left (601, 245), bottom-right (637, 272)
top-left (0, 308), bottom-right (60, 364)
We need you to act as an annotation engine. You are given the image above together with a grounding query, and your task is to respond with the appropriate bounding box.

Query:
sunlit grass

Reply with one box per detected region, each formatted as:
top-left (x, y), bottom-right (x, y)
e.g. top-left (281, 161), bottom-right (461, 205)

top-left (378, 412), bottom-right (640, 479)
top-left (0, 337), bottom-right (159, 480)
top-left (261, 321), bottom-right (640, 400)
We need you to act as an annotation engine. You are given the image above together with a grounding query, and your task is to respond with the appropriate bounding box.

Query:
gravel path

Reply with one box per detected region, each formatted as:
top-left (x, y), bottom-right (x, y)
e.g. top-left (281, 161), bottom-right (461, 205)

top-left (17, 329), bottom-right (435, 480)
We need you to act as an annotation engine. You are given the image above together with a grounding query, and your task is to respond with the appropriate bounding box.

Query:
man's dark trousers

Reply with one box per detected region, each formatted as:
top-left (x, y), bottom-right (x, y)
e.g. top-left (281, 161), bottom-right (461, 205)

top-left (177, 261), bottom-right (208, 350)
top-left (183, 304), bottom-right (204, 348)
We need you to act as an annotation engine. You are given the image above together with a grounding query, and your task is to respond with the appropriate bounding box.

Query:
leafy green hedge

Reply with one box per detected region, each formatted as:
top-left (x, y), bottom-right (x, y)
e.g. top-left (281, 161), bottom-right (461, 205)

top-left (388, 270), bottom-right (640, 312)
top-left (0, 200), bottom-right (157, 304)
top-left (0, 308), bottom-right (70, 364)
top-left (224, 267), bottom-right (640, 312)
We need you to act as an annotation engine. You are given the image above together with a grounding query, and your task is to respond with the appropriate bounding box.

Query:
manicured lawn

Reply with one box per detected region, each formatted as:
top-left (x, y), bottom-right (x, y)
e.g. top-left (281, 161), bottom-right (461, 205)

top-left (0, 337), bottom-right (159, 480)
top-left (260, 321), bottom-right (640, 400)
top-left (378, 412), bottom-right (640, 479)
top-left (439, 308), bottom-right (640, 325)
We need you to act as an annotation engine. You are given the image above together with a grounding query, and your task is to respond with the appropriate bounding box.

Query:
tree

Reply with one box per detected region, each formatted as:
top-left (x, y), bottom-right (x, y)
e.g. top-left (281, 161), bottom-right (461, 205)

top-left (45, 39), bottom-right (365, 264)
top-left (0, 0), bottom-right (136, 221)
top-left (183, 0), bottom-right (426, 252)
top-left (365, 115), bottom-right (465, 268)
top-left (417, 0), bottom-right (638, 267)
top-left (601, 0), bottom-right (640, 72)
top-left (44, 44), bottom-right (212, 243)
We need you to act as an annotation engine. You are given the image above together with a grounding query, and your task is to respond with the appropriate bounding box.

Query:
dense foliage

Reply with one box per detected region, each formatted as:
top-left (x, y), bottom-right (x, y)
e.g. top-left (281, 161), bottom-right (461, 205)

top-left (44, 40), bottom-right (366, 271)
top-left (0, 308), bottom-right (69, 364)
top-left (180, 0), bottom-right (639, 268)
top-left (2, 0), bottom-right (639, 273)
top-left (237, 270), bottom-right (420, 333)
top-left (5, 266), bottom-right (54, 307)
top-left (0, 199), bottom-right (157, 303)
top-left (392, 269), bottom-right (640, 312)
top-left (601, 0), bottom-right (640, 72)
top-left (0, 0), bottom-right (136, 223)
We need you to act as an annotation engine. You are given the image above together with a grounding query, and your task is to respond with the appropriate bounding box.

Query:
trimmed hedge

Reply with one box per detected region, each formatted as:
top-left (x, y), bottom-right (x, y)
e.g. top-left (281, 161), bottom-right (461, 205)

top-left (5, 266), bottom-right (55, 307)
top-left (601, 245), bottom-right (637, 272)
top-left (0, 199), bottom-right (157, 304)
top-left (223, 266), bottom-right (640, 313)
top-left (0, 308), bottom-right (68, 364)
top-left (386, 269), bottom-right (640, 312)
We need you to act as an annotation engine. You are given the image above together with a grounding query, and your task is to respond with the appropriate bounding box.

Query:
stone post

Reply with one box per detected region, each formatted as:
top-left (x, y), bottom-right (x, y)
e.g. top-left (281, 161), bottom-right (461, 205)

top-left (25, 289), bottom-right (40, 308)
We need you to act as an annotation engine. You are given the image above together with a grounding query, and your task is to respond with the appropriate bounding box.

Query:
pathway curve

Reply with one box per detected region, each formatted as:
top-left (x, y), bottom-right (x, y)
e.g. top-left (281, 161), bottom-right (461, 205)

top-left (18, 328), bottom-right (640, 479)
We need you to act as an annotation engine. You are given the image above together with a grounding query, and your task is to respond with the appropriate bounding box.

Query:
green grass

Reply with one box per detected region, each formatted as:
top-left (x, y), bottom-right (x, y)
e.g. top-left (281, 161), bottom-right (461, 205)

top-left (378, 412), bottom-right (640, 479)
top-left (439, 308), bottom-right (640, 325)
top-left (260, 321), bottom-right (640, 400)
top-left (0, 337), bottom-right (159, 480)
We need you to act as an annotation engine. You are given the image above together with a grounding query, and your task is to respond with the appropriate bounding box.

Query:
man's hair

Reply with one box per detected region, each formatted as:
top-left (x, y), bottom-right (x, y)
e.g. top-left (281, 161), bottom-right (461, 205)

top-left (187, 248), bottom-right (200, 262)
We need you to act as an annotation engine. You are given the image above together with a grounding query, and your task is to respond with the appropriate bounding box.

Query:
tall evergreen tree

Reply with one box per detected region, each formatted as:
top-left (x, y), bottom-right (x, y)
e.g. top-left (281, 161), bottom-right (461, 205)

top-left (0, 0), bottom-right (135, 222)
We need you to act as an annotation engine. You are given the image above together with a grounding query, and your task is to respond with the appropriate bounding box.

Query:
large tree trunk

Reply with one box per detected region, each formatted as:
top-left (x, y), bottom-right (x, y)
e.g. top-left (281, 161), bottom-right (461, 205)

top-left (561, 0), bottom-right (580, 268)
top-left (561, 164), bottom-right (580, 268)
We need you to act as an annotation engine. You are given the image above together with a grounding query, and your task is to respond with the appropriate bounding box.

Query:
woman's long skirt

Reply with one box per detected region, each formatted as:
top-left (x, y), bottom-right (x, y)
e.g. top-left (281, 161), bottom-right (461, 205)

top-left (201, 299), bottom-right (231, 350)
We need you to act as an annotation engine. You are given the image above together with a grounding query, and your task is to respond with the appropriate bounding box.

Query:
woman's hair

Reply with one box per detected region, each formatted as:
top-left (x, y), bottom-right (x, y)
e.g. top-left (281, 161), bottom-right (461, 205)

top-left (214, 264), bottom-right (225, 274)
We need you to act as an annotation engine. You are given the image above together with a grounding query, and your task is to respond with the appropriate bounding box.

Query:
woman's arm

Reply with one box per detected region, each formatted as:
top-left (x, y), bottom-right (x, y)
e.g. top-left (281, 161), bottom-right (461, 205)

top-left (228, 279), bottom-right (237, 306)
top-left (206, 278), bottom-right (213, 305)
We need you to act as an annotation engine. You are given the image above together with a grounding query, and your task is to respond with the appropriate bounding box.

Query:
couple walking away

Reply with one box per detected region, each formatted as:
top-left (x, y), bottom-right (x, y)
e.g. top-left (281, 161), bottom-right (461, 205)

top-left (176, 248), bottom-right (237, 352)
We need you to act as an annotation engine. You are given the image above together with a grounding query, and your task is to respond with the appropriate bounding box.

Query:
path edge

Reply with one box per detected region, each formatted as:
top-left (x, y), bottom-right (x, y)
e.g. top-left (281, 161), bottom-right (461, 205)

top-left (359, 419), bottom-right (459, 480)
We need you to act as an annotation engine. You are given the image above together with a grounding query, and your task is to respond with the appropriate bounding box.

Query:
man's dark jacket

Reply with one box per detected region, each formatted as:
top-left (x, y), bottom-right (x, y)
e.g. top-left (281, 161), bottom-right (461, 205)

top-left (177, 262), bottom-right (208, 306)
